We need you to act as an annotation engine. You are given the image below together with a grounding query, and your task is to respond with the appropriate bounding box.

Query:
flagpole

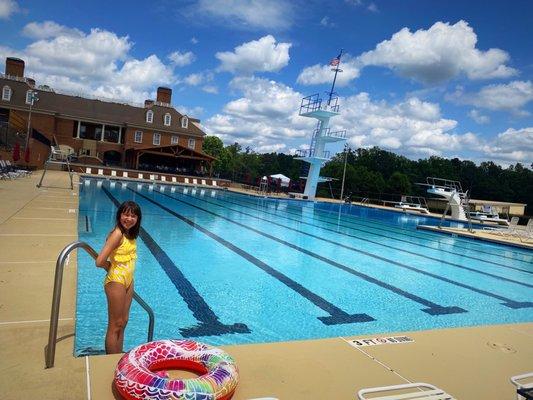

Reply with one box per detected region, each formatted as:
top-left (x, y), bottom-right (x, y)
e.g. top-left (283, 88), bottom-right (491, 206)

top-left (340, 143), bottom-right (348, 200)
top-left (327, 49), bottom-right (344, 106)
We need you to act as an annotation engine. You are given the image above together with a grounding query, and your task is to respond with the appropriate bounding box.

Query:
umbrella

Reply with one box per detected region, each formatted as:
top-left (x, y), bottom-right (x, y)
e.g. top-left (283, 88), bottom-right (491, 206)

top-left (12, 142), bottom-right (20, 162)
top-left (24, 147), bottom-right (31, 163)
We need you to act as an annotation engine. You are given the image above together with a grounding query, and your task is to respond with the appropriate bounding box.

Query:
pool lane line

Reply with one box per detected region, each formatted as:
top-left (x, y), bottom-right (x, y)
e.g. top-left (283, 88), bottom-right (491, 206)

top-left (229, 194), bottom-right (531, 262)
top-left (138, 188), bottom-right (468, 316)
top-left (175, 190), bottom-right (533, 289)
top-left (308, 202), bottom-right (533, 259)
top-left (125, 187), bottom-right (375, 326)
top-left (188, 188), bottom-right (532, 274)
top-left (102, 186), bottom-right (251, 337)
top-left (229, 193), bottom-right (533, 262)
top-left (210, 190), bottom-right (533, 274)
top-left (158, 189), bottom-right (533, 310)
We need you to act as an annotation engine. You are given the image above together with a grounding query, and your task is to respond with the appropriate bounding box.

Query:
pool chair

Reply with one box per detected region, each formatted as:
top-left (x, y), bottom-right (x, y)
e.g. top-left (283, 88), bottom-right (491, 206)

top-left (516, 219), bottom-right (533, 242)
top-left (483, 217), bottom-right (520, 236)
top-left (511, 371), bottom-right (533, 400)
top-left (357, 382), bottom-right (456, 399)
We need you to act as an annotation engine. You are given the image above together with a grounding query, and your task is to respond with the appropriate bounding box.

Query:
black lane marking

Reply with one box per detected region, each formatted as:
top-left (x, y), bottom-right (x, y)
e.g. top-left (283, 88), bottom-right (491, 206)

top-left (165, 189), bottom-right (533, 310)
top-left (102, 186), bottom-right (250, 337)
top-left (145, 188), bottom-right (468, 316)
top-left (231, 193), bottom-right (532, 263)
top-left (176, 190), bottom-right (533, 289)
top-left (127, 187), bottom-right (374, 326)
top-left (212, 191), bottom-right (532, 274)
top-left (303, 202), bottom-right (532, 260)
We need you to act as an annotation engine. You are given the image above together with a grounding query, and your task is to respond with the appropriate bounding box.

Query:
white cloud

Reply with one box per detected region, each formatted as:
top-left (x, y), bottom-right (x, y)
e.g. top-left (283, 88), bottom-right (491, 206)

top-left (204, 76), bottom-right (480, 158)
top-left (202, 85), bottom-right (218, 94)
top-left (358, 20), bottom-right (517, 84)
top-left (0, 0), bottom-right (19, 19)
top-left (482, 127), bottom-right (533, 164)
top-left (22, 21), bottom-right (82, 39)
top-left (204, 76), bottom-right (313, 150)
top-left (168, 50), bottom-right (195, 67)
top-left (190, 37), bottom-right (199, 44)
top-left (216, 35), bottom-right (291, 75)
top-left (335, 93), bottom-right (480, 158)
top-left (184, 73), bottom-right (205, 86)
top-left (0, 24), bottom-right (177, 104)
top-left (320, 16), bottom-right (336, 28)
top-left (192, 0), bottom-right (294, 30)
top-left (451, 81), bottom-right (533, 115)
top-left (297, 55), bottom-right (360, 86)
top-left (468, 109), bottom-right (490, 124)
top-left (367, 2), bottom-right (378, 12)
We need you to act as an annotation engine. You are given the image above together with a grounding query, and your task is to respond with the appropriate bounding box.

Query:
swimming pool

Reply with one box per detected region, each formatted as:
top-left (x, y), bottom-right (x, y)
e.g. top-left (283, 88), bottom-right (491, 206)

top-left (75, 178), bottom-right (533, 355)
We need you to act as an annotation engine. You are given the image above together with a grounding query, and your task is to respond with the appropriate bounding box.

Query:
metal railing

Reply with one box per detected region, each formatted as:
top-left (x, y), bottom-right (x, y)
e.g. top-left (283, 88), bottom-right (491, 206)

top-left (46, 241), bottom-right (154, 368)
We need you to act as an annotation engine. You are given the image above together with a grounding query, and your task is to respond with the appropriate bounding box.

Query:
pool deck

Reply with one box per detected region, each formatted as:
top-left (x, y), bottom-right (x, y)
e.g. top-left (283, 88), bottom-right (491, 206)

top-left (1, 170), bottom-right (532, 399)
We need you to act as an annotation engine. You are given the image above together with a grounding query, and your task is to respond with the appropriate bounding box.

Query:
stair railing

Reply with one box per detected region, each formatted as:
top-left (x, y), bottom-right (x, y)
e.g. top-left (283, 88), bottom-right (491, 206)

top-left (45, 241), bottom-right (154, 368)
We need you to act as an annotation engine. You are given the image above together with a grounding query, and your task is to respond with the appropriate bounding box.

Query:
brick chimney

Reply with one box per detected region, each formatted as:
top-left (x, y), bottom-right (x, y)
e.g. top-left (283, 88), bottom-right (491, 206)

top-left (6, 57), bottom-right (25, 77)
top-left (144, 99), bottom-right (154, 108)
top-left (156, 87), bottom-right (172, 104)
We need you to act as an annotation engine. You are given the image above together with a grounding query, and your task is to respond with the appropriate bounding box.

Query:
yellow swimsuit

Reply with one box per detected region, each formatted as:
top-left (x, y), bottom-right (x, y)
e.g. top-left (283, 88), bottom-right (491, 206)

top-left (104, 236), bottom-right (137, 288)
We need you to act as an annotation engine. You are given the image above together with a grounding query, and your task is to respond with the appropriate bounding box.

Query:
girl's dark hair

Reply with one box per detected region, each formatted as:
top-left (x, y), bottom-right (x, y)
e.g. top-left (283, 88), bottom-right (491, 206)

top-left (116, 201), bottom-right (142, 239)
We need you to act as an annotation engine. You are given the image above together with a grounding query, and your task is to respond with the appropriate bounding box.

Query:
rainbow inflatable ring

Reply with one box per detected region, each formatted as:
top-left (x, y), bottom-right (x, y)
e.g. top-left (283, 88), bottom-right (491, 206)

top-left (114, 339), bottom-right (239, 400)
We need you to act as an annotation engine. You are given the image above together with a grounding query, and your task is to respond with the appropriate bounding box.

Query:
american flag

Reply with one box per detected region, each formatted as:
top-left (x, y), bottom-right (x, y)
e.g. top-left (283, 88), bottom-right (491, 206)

top-left (329, 57), bottom-right (340, 66)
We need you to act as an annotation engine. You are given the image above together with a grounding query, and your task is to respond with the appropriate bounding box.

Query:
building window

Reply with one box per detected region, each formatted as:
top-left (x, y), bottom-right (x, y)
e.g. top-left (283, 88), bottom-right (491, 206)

top-left (79, 121), bottom-right (103, 141)
top-left (153, 132), bottom-right (161, 145)
top-left (171, 135), bottom-right (179, 145)
top-left (164, 113), bottom-right (171, 126)
top-left (2, 86), bottom-right (11, 101)
top-left (188, 138), bottom-right (195, 149)
top-left (25, 90), bottom-right (34, 105)
top-left (146, 110), bottom-right (154, 123)
top-left (181, 116), bottom-right (188, 129)
top-left (103, 125), bottom-right (121, 143)
top-left (134, 130), bottom-right (143, 143)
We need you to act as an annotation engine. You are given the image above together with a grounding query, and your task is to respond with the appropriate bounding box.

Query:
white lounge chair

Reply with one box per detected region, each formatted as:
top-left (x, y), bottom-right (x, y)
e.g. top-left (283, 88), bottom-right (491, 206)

top-left (511, 371), bottom-right (533, 400)
top-left (517, 219), bottom-right (533, 242)
top-left (138, 173), bottom-right (143, 179)
top-left (122, 171), bottom-right (128, 178)
top-left (212, 180), bottom-right (218, 187)
top-left (357, 382), bottom-right (456, 400)
top-left (184, 178), bottom-right (190, 184)
top-left (97, 168), bottom-right (104, 175)
top-left (192, 178), bottom-right (198, 185)
top-left (172, 177), bottom-right (177, 183)
top-left (85, 167), bottom-right (92, 174)
top-left (483, 217), bottom-right (520, 236)
top-left (111, 170), bottom-right (117, 176)
top-left (161, 176), bottom-right (166, 182)
top-left (201, 179), bottom-right (207, 185)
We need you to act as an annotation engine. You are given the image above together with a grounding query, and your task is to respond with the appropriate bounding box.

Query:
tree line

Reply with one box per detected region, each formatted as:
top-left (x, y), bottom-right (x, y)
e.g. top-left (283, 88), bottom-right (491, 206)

top-left (203, 136), bottom-right (532, 214)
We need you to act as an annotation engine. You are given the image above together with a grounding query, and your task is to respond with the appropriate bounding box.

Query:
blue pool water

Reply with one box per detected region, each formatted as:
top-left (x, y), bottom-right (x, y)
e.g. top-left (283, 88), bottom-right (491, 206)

top-left (75, 178), bottom-right (533, 355)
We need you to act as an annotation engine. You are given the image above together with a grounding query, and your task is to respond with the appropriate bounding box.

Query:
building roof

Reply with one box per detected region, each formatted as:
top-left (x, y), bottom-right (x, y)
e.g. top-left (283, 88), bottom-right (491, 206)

top-left (0, 76), bottom-right (206, 137)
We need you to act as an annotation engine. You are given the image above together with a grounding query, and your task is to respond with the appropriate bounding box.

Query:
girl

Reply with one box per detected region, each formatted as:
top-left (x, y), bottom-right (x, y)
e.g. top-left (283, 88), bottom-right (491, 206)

top-left (96, 201), bottom-right (142, 354)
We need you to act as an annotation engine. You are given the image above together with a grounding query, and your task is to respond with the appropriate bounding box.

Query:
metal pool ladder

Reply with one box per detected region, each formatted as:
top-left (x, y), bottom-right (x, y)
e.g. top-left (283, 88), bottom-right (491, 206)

top-left (45, 241), bottom-right (155, 368)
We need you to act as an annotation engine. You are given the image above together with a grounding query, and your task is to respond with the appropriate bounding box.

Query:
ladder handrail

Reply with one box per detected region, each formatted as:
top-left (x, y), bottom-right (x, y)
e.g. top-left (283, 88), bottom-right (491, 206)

top-left (45, 241), bottom-right (155, 368)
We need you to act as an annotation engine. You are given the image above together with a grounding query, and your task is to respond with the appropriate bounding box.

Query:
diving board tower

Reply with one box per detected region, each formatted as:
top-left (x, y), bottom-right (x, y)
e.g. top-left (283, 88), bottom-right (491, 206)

top-left (296, 49), bottom-right (347, 200)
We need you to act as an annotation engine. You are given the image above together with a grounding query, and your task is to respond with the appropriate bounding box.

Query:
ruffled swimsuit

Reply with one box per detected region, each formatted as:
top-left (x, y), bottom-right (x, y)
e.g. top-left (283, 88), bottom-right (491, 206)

top-left (104, 236), bottom-right (137, 288)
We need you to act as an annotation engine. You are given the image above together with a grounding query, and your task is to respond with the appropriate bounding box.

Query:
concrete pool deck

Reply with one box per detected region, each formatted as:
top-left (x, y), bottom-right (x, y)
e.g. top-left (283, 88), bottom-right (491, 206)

top-left (0, 170), bottom-right (531, 399)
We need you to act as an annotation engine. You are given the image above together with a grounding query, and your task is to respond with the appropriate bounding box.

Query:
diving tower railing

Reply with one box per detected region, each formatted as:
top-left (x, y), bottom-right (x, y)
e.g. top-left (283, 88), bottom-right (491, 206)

top-left (46, 241), bottom-right (154, 368)
top-left (299, 93), bottom-right (340, 115)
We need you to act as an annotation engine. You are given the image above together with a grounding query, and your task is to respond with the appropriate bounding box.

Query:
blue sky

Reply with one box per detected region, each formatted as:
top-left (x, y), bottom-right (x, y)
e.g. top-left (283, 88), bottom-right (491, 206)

top-left (1, 0), bottom-right (532, 165)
